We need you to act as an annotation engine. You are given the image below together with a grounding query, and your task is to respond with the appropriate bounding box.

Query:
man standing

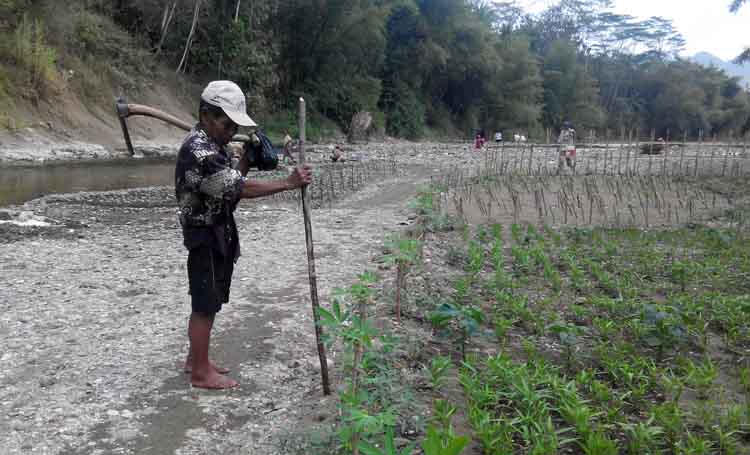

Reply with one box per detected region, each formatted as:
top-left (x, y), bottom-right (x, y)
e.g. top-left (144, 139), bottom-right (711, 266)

top-left (557, 121), bottom-right (577, 173)
top-left (175, 81), bottom-right (312, 389)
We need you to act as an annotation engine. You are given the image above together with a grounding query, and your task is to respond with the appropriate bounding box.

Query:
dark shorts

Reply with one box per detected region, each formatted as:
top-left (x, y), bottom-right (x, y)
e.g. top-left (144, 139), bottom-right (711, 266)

top-left (187, 246), bottom-right (234, 314)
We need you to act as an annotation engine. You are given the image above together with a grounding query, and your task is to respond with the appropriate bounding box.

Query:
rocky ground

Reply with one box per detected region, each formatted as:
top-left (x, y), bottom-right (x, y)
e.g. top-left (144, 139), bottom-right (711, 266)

top-left (0, 142), bottom-right (482, 455)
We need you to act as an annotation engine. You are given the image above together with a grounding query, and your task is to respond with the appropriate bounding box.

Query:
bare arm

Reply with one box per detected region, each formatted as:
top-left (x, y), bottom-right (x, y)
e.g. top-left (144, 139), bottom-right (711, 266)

top-left (240, 165), bottom-right (312, 199)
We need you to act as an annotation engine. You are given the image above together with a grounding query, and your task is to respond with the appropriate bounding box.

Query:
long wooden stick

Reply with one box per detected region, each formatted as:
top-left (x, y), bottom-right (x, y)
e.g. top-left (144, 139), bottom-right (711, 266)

top-left (298, 98), bottom-right (331, 395)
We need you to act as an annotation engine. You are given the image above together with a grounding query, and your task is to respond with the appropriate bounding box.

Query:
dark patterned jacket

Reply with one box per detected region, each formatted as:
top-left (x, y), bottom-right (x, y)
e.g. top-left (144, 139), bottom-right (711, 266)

top-left (175, 125), bottom-right (244, 260)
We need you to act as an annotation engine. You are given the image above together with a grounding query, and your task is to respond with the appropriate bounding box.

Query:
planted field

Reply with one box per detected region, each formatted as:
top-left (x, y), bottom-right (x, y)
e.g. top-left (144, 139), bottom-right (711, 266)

top-left (312, 147), bottom-right (750, 454)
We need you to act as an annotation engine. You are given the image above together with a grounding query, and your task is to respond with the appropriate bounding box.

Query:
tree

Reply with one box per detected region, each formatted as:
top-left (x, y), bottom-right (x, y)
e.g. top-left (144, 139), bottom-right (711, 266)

top-left (542, 39), bottom-right (603, 130)
top-left (730, 0), bottom-right (750, 63)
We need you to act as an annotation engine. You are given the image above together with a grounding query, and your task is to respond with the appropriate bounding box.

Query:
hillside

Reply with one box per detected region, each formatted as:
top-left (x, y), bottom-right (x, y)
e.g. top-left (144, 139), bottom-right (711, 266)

top-left (3, 0), bottom-right (750, 159)
top-left (0, 71), bottom-right (199, 159)
top-left (0, 3), bottom-right (206, 162)
top-left (691, 51), bottom-right (750, 87)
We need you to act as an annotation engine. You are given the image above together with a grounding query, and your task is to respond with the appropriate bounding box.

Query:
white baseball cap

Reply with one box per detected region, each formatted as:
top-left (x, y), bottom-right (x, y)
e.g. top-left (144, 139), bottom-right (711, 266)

top-left (200, 80), bottom-right (257, 127)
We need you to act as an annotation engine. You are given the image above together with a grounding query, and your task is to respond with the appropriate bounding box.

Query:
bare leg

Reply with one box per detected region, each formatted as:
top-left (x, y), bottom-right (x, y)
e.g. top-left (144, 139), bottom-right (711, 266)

top-left (184, 315), bottom-right (229, 374)
top-left (188, 312), bottom-right (238, 389)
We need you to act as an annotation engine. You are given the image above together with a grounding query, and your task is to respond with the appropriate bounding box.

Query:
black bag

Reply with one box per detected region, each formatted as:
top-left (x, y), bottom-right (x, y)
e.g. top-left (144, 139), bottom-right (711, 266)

top-left (244, 130), bottom-right (279, 171)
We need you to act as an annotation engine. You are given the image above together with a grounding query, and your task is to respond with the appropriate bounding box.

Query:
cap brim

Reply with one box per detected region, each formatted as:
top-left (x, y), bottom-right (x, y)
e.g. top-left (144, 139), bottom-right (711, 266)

top-left (223, 108), bottom-right (257, 127)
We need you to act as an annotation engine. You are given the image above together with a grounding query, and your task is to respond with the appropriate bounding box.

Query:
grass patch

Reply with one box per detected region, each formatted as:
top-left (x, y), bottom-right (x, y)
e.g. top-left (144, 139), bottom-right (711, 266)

top-left (0, 13), bottom-right (59, 100)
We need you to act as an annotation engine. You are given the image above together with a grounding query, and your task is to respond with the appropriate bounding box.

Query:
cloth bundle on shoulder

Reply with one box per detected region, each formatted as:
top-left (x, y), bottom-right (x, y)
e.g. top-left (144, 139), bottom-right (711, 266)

top-left (243, 130), bottom-right (279, 171)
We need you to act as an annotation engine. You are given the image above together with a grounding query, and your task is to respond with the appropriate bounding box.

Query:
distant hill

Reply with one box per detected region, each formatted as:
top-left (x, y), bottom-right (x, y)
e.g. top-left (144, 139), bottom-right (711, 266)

top-left (691, 52), bottom-right (750, 87)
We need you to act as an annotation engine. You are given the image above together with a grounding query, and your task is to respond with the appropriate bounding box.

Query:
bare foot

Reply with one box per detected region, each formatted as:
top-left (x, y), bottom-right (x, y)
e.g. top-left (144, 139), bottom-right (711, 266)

top-left (183, 361), bottom-right (230, 374)
top-left (191, 370), bottom-right (239, 389)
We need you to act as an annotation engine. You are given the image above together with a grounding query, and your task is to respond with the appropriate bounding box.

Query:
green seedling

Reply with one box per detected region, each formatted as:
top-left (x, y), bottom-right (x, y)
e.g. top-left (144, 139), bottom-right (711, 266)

top-left (466, 239), bottom-right (485, 276)
top-left (661, 371), bottom-right (685, 402)
top-left (525, 416), bottom-right (575, 455)
top-left (339, 407), bottom-right (396, 453)
top-left (670, 259), bottom-right (702, 293)
top-left (383, 235), bottom-right (421, 323)
top-left (428, 356), bottom-right (452, 391)
top-left (559, 399), bottom-right (599, 439)
top-left (678, 432), bottom-right (714, 454)
top-left (641, 304), bottom-right (686, 359)
top-left (740, 366), bottom-right (750, 414)
top-left (651, 402), bottom-right (684, 452)
top-left (543, 261), bottom-right (563, 294)
top-left (620, 417), bottom-right (663, 455)
top-left (593, 317), bottom-right (618, 342)
top-left (548, 322), bottom-right (585, 371)
top-left (359, 426), bottom-right (416, 455)
top-left (493, 316), bottom-right (513, 347)
top-left (684, 358), bottom-right (717, 399)
top-left (431, 399), bottom-right (457, 430)
top-left (511, 245), bottom-right (532, 276)
top-left (579, 430), bottom-right (618, 455)
top-left (511, 223), bottom-right (523, 243)
top-left (421, 425), bottom-right (470, 455)
top-left (712, 424), bottom-right (739, 455)
top-left (429, 301), bottom-right (484, 361)
top-left (468, 405), bottom-right (513, 454)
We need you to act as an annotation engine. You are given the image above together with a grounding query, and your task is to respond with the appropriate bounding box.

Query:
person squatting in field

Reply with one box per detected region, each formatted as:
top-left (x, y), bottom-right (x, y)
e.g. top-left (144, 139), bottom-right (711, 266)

top-left (175, 80), bottom-right (312, 389)
top-left (558, 121), bottom-right (577, 173)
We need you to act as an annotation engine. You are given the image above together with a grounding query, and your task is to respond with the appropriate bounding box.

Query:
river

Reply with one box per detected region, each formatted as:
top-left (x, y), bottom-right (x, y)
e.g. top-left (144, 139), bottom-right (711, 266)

top-left (0, 159), bottom-right (175, 207)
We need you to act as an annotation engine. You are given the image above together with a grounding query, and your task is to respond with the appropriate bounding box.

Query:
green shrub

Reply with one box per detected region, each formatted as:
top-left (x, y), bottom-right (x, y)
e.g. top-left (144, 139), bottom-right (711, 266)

top-left (382, 81), bottom-right (425, 139)
top-left (4, 15), bottom-right (58, 95)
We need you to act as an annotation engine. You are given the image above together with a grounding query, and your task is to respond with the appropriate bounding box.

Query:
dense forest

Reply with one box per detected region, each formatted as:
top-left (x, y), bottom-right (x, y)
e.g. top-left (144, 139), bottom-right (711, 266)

top-left (1, 0), bottom-right (750, 140)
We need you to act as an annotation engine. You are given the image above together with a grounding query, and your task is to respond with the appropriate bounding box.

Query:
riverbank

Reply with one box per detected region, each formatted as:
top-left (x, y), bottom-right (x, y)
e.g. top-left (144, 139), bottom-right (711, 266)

top-left (0, 141), bottom-right (483, 455)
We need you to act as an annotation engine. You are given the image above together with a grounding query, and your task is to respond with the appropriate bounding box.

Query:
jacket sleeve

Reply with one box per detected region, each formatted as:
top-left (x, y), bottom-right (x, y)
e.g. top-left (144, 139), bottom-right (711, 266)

top-left (186, 139), bottom-right (244, 200)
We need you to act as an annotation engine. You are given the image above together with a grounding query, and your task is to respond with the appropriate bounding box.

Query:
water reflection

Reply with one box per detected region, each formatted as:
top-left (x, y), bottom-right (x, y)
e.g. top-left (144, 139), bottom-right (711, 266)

top-left (0, 159), bottom-right (175, 207)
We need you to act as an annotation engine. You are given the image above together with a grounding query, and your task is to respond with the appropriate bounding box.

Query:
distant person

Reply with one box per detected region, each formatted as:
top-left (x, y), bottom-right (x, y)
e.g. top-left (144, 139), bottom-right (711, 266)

top-left (557, 121), bottom-right (577, 172)
top-left (175, 80), bottom-right (312, 389)
top-left (331, 144), bottom-right (344, 162)
top-left (280, 133), bottom-right (296, 164)
top-left (494, 131), bottom-right (503, 142)
top-left (474, 132), bottom-right (485, 150)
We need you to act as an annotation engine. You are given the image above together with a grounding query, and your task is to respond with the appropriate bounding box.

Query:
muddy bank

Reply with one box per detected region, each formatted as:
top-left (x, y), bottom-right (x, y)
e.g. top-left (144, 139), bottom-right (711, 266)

top-left (0, 136), bottom-right (178, 166)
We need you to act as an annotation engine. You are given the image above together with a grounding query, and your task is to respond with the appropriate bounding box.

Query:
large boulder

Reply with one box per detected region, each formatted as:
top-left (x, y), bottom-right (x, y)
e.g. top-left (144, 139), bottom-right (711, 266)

top-left (348, 111), bottom-right (374, 143)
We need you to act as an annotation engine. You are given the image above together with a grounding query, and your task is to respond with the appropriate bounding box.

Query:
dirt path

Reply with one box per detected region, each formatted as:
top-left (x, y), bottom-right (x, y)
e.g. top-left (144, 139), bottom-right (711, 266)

top-left (0, 164), bottom-right (434, 455)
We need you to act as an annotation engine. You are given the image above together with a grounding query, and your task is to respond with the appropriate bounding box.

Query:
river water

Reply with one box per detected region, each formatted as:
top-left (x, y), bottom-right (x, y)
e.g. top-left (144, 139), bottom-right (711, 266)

top-left (0, 159), bottom-right (175, 207)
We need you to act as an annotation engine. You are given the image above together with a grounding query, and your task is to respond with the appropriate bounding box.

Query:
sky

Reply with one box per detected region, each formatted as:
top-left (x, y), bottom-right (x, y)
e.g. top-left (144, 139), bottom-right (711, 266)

top-left (517, 0), bottom-right (750, 61)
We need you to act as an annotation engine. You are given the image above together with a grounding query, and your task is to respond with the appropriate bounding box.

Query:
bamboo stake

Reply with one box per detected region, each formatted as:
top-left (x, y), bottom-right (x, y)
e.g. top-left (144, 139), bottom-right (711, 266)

top-left (680, 131), bottom-right (687, 176)
top-left (297, 98), bottom-right (331, 395)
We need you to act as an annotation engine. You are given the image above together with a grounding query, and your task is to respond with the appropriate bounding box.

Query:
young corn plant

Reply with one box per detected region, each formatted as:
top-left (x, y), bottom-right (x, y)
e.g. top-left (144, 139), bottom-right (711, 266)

top-left (467, 404), bottom-right (514, 454)
top-left (493, 316), bottom-right (513, 347)
top-left (421, 425), bottom-right (470, 455)
top-left (670, 259), bottom-right (703, 293)
top-left (619, 417), bottom-right (663, 455)
top-left (579, 429), bottom-right (618, 455)
top-left (739, 366), bottom-right (750, 416)
top-left (383, 235), bottom-right (421, 323)
top-left (678, 432), bottom-right (714, 455)
top-left (421, 398), bottom-right (470, 455)
top-left (683, 358), bottom-right (718, 400)
top-left (428, 356), bottom-right (452, 391)
top-left (358, 426), bottom-right (416, 455)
